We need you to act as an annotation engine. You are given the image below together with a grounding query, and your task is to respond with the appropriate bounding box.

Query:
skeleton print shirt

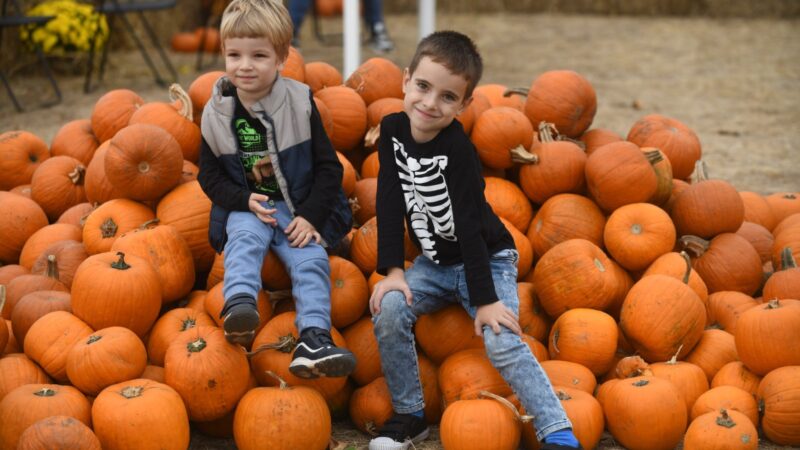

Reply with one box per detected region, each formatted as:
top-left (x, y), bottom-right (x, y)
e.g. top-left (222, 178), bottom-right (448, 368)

top-left (375, 113), bottom-right (514, 306)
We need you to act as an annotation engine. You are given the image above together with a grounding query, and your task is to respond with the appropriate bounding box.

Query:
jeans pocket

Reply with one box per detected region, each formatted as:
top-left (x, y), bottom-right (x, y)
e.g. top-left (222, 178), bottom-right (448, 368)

top-left (492, 248), bottom-right (519, 266)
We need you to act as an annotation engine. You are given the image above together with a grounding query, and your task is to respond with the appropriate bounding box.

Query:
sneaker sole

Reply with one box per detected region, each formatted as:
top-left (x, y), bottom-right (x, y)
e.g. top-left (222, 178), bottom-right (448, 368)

top-left (368, 428), bottom-right (430, 450)
top-left (289, 353), bottom-right (357, 379)
top-left (223, 310), bottom-right (259, 345)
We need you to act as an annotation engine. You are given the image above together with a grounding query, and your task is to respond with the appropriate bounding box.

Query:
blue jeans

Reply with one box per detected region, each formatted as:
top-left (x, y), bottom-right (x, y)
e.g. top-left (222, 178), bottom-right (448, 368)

top-left (223, 200), bottom-right (331, 332)
top-left (289, 0), bottom-right (385, 35)
top-left (372, 249), bottom-right (572, 441)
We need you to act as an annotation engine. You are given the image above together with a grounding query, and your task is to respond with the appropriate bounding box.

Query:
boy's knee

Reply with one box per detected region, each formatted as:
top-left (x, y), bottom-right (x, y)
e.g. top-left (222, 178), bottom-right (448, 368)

top-left (228, 228), bottom-right (268, 247)
top-left (482, 328), bottom-right (518, 361)
top-left (373, 291), bottom-right (412, 329)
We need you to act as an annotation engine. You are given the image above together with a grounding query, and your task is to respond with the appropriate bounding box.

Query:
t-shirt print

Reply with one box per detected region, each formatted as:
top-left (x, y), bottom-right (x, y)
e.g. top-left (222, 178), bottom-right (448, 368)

top-left (392, 137), bottom-right (456, 263)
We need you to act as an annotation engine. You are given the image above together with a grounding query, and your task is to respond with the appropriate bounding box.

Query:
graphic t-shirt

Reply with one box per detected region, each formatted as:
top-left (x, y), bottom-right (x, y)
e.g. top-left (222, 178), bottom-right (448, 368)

top-left (233, 94), bottom-right (283, 200)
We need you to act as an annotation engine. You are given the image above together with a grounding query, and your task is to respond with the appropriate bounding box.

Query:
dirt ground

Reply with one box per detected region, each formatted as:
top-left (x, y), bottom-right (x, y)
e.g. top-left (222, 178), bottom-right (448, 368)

top-left (2, 11), bottom-right (799, 450)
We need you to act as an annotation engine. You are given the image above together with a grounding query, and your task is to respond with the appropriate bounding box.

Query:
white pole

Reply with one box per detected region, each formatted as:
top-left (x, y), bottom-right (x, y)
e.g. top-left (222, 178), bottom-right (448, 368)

top-left (418, 0), bottom-right (436, 41)
top-left (343, 0), bottom-right (360, 79)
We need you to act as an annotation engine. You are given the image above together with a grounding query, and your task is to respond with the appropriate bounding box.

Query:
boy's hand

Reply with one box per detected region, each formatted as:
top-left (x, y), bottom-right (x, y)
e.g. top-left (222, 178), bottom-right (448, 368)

top-left (369, 268), bottom-right (412, 315)
top-left (474, 301), bottom-right (522, 337)
top-left (248, 193), bottom-right (277, 225)
top-left (285, 216), bottom-right (320, 248)
top-left (251, 157), bottom-right (273, 183)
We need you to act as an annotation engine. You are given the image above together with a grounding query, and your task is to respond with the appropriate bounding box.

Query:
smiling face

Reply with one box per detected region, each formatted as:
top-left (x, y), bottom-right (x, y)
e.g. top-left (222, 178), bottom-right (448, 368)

top-left (224, 36), bottom-right (285, 106)
top-left (402, 56), bottom-right (472, 143)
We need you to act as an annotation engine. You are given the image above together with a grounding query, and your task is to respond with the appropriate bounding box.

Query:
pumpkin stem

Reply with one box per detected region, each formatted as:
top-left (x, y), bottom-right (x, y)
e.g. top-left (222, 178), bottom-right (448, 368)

top-left (551, 329), bottom-right (560, 355)
top-left (780, 247), bottom-right (797, 270)
top-left (246, 334), bottom-right (297, 357)
top-left (667, 344), bottom-right (684, 364)
top-left (0, 285), bottom-right (5, 317)
top-left (503, 87), bottom-right (529, 98)
top-left (691, 160), bottom-right (709, 184)
top-left (593, 258), bottom-right (607, 273)
top-left (765, 299), bottom-right (781, 309)
top-left (139, 218), bottom-right (161, 230)
top-left (509, 145), bottom-right (539, 164)
top-left (264, 370), bottom-right (289, 389)
top-left (100, 218), bottom-right (119, 238)
top-left (679, 251), bottom-right (693, 284)
top-left (180, 317), bottom-right (198, 332)
top-left (479, 390), bottom-right (534, 423)
top-left (111, 252), bottom-right (131, 270)
top-left (680, 235), bottom-right (710, 258)
top-left (365, 421), bottom-right (378, 436)
top-left (87, 334), bottom-right (102, 344)
top-left (364, 125), bottom-right (380, 148)
top-left (643, 148), bottom-right (665, 165)
top-left (68, 165), bottom-right (86, 185)
top-left (716, 408), bottom-right (736, 428)
top-left (555, 390), bottom-right (572, 401)
top-left (45, 254), bottom-right (60, 281)
top-left (633, 379), bottom-right (650, 387)
top-left (121, 385), bottom-right (144, 399)
top-left (537, 122), bottom-right (559, 143)
top-left (34, 387), bottom-right (57, 397)
top-left (187, 337), bottom-right (207, 352)
top-left (169, 83), bottom-right (194, 122)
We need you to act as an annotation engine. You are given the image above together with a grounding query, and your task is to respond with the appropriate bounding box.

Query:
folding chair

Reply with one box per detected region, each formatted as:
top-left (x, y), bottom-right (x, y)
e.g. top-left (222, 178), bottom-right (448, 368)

top-left (84, 0), bottom-right (178, 93)
top-left (311, 0), bottom-right (342, 46)
top-left (195, 0), bottom-right (227, 71)
top-left (0, 0), bottom-right (61, 111)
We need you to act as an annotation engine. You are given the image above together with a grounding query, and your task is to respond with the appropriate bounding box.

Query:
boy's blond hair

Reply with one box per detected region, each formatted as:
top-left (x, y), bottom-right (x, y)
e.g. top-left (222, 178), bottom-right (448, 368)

top-left (408, 30), bottom-right (483, 99)
top-left (220, 0), bottom-right (293, 60)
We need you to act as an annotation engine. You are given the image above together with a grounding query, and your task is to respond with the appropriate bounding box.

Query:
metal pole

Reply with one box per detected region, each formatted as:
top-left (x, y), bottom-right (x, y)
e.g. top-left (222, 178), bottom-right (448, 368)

top-left (418, 0), bottom-right (436, 41)
top-left (343, 0), bottom-right (360, 79)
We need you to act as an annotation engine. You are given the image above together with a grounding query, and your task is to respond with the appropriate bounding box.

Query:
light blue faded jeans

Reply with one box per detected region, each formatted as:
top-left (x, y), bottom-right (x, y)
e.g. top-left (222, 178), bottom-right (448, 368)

top-left (372, 249), bottom-right (573, 441)
top-left (223, 200), bottom-right (331, 332)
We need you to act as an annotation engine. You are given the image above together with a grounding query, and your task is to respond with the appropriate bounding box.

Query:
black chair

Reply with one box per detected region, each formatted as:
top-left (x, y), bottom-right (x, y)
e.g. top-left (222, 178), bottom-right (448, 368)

top-left (0, 0), bottom-right (61, 111)
top-left (195, 0), bottom-right (227, 71)
top-left (84, 0), bottom-right (178, 93)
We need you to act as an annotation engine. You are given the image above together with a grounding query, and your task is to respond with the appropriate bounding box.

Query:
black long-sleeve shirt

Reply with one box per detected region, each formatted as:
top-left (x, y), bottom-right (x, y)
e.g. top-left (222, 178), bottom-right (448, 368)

top-left (375, 112), bottom-right (514, 306)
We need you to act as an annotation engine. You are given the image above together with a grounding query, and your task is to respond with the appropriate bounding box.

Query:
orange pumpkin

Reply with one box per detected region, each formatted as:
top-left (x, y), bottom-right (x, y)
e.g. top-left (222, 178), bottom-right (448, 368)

top-left (627, 113), bottom-right (702, 180)
top-left (203, 282), bottom-right (272, 332)
top-left (484, 176), bottom-right (533, 233)
top-left (739, 191), bottom-right (778, 231)
top-left (329, 255), bottom-right (369, 329)
top-left (540, 359), bottom-right (597, 394)
top-left (580, 127), bottom-right (622, 155)
top-left (50, 119), bottom-right (100, 165)
top-left (30, 155), bottom-right (87, 222)
top-left (56, 202), bottom-right (95, 227)
top-left (757, 365), bottom-right (800, 446)
top-left (90, 88), bottom-right (145, 143)
top-left (474, 83), bottom-right (525, 111)
top-left (156, 180), bottom-right (215, 272)
top-left (681, 233), bottom-right (762, 296)
top-left (71, 252), bottom-right (162, 337)
top-left (603, 202), bottom-right (676, 271)
top-left (84, 141), bottom-right (127, 204)
top-left (164, 326), bottom-right (251, 421)
top-left (415, 304), bottom-right (484, 364)
top-left (517, 282), bottom-right (551, 342)
top-left (336, 151), bottom-right (357, 197)
top-left (170, 31), bottom-right (200, 52)
top-left (472, 106), bottom-right (534, 170)
top-left (685, 328), bottom-right (738, 382)
top-left (642, 251), bottom-right (709, 311)
top-left (146, 307), bottom-right (217, 366)
top-left (0, 384), bottom-right (91, 450)
top-left (92, 379), bottom-right (190, 450)
top-left (619, 274), bottom-right (706, 362)
top-left (765, 192), bottom-right (800, 224)
top-left (711, 361), bottom-right (761, 397)
top-left (304, 61), bottom-right (342, 93)
top-left (670, 161), bottom-right (744, 239)
top-left (314, 85), bottom-right (368, 152)
top-left (526, 193), bottom-right (605, 260)
top-left (345, 57), bottom-right (403, 105)
top-left (734, 299), bottom-right (800, 375)
top-left (517, 70), bottom-right (597, 138)
top-left (0, 191), bottom-right (48, 264)
top-left (16, 415), bottom-right (101, 450)
top-left (351, 177), bottom-right (377, 226)
top-left (341, 316), bottom-right (382, 386)
top-left (438, 348), bottom-right (511, 407)
top-left (440, 393), bottom-right (523, 450)
top-left (4, 257), bottom-right (68, 321)
top-left (455, 90), bottom-right (491, 134)
top-left (349, 216), bottom-right (379, 274)
top-left (763, 247), bottom-right (800, 300)
top-left (363, 97), bottom-right (403, 148)
top-left (690, 385), bottom-right (759, 427)
top-left (0, 130), bottom-right (50, 190)
top-left (18, 223), bottom-right (82, 269)
top-left (11, 290), bottom-right (71, 348)
top-left (188, 70), bottom-right (225, 125)
top-left (585, 140), bottom-right (657, 213)
top-left (683, 409), bottom-right (758, 450)
top-left (82, 198), bottom-right (156, 255)
top-left (233, 377), bottom-right (331, 450)
top-left (29, 240), bottom-right (88, 290)
top-left (497, 217), bottom-right (533, 279)
top-left (735, 221), bottom-right (774, 265)
top-left (548, 308), bottom-right (617, 376)
top-left (105, 124), bottom-right (184, 201)
top-left (66, 326), bottom-right (148, 396)
top-left (553, 387), bottom-right (605, 450)
top-left (772, 224), bottom-right (800, 270)
top-left (348, 376), bottom-right (393, 435)
top-left (516, 122), bottom-right (587, 204)
top-left (22, 311), bottom-right (93, 383)
top-left (280, 46), bottom-right (305, 82)
top-left (0, 353), bottom-right (51, 402)
top-left (705, 290), bottom-right (758, 334)
top-left (128, 84), bottom-right (202, 163)
top-left (650, 352), bottom-right (708, 420)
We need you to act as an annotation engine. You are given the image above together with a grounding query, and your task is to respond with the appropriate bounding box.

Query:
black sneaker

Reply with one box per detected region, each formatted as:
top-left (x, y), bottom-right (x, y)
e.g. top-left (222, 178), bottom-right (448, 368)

top-left (289, 327), bottom-right (356, 378)
top-left (220, 295), bottom-right (259, 345)
top-left (368, 22), bottom-right (394, 53)
top-left (368, 413), bottom-right (429, 450)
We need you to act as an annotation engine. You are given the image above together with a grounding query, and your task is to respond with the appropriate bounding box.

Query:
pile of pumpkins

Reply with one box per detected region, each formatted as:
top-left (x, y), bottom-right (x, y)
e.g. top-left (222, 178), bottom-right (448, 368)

top-left (0, 49), bottom-right (799, 450)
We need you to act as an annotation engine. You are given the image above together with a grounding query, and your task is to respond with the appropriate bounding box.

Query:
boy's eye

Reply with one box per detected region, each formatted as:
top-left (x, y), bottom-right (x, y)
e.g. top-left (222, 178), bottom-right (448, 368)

top-left (443, 94), bottom-right (457, 102)
top-left (416, 81), bottom-right (428, 90)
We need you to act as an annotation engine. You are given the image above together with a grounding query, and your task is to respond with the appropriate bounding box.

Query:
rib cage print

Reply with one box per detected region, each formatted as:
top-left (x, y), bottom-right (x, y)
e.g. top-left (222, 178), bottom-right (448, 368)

top-left (392, 137), bottom-right (456, 263)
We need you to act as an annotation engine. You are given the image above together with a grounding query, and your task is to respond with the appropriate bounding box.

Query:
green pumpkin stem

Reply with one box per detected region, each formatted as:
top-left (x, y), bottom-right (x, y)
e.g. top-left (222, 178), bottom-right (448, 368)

top-left (45, 254), bottom-right (60, 280)
top-left (246, 334), bottom-right (297, 357)
top-left (111, 252), bottom-right (131, 270)
top-left (187, 337), bottom-right (207, 352)
top-left (68, 165), bottom-right (86, 185)
top-left (780, 247), bottom-right (797, 270)
top-left (679, 251), bottom-right (693, 284)
top-left (716, 409), bottom-right (737, 428)
top-left (0, 285), bottom-right (6, 316)
top-left (87, 335), bottom-right (102, 344)
top-left (510, 145), bottom-right (539, 164)
top-left (264, 370), bottom-right (289, 389)
top-left (121, 385), bottom-right (144, 399)
top-left (691, 160), bottom-right (709, 184)
top-left (680, 235), bottom-right (710, 258)
top-left (538, 122), bottom-right (558, 143)
top-left (34, 387), bottom-right (56, 397)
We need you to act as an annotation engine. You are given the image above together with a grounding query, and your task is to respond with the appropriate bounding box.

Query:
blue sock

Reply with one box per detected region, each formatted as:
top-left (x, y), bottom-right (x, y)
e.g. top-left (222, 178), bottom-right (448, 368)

top-left (407, 410), bottom-right (424, 419)
top-left (544, 429), bottom-right (579, 447)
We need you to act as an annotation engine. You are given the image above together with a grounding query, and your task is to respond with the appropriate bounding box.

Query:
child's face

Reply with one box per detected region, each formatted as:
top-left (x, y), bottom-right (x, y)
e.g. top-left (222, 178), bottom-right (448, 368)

top-left (402, 56), bottom-right (471, 143)
top-left (224, 36), bottom-right (285, 103)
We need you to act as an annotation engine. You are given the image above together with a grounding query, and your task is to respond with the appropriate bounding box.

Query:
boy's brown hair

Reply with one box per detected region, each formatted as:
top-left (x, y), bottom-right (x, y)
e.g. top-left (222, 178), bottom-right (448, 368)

top-left (407, 30), bottom-right (483, 99)
top-left (220, 0), bottom-right (293, 61)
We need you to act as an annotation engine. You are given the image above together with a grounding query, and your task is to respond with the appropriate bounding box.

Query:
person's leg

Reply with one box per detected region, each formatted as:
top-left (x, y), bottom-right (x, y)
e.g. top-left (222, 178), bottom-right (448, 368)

top-left (269, 201), bottom-right (355, 378)
top-left (362, 0), bottom-right (394, 52)
top-left (369, 255), bottom-right (457, 449)
top-left (221, 209), bottom-right (274, 344)
top-left (459, 249), bottom-right (579, 448)
top-left (288, 0), bottom-right (312, 45)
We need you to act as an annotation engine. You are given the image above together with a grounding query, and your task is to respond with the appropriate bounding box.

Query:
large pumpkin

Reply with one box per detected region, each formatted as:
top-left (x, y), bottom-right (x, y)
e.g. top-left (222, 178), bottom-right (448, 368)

top-left (471, 106), bottom-right (534, 170)
top-left (734, 299), bottom-right (800, 375)
top-left (90, 88), bottom-right (145, 143)
top-left (82, 198), bottom-right (156, 255)
top-left (440, 393), bottom-right (522, 450)
top-left (603, 202), bottom-right (676, 271)
top-left (0, 130), bottom-right (50, 190)
top-left (50, 119), bottom-right (100, 165)
top-left (516, 70), bottom-right (597, 138)
top-left (70, 251), bottom-right (162, 337)
top-left (23, 311), bottom-right (93, 382)
top-left (757, 365), bottom-right (800, 446)
top-left (128, 84), bottom-right (202, 163)
top-left (627, 113), bottom-right (702, 180)
top-left (584, 140), bottom-right (657, 213)
top-left (30, 155), bottom-right (87, 222)
top-left (526, 193), bottom-right (606, 260)
top-left (345, 57), bottom-right (403, 105)
top-left (66, 326), bottom-right (148, 396)
top-left (683, 409), bottom-right (758, 450)
top-left (16, 415), bottom-right (101, 450)
top-left (92, 379), bottom-right (190, 450)
top-left (670, 161), bottom-right (744, 239)
top-left (156, 180), bottom-right (215, 272)
top-left (548, 308), bottom-right (617, 376)
top-left (0, 192), bottom-right (48, 265)
top-left (314, 85), bottom-right (368, 152)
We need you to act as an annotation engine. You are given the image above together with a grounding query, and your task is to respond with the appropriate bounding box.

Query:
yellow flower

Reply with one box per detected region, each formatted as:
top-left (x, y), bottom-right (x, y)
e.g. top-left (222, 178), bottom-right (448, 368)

top-left (21, 0), bottom-right (108, 54)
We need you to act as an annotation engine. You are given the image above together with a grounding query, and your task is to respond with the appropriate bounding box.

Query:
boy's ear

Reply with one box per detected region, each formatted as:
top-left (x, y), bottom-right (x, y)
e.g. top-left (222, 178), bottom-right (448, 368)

top-left (401, 67), bottom-right (411, 94)
top-left (459, 95), bottom-right (474, 113)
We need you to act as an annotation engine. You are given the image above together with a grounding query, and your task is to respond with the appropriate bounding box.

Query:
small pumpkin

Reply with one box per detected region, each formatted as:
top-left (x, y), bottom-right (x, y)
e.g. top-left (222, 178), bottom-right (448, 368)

top-left (670, 161), bottom-right (744, 239)
top-left (304, 61), bottom-right (342, 93)
top-left (710, 361), bottom-right (761, 397)
top-left (690, 385), bottom-right (759, 427)
top-left (30, 155), bottom-right (88, 222)
top-left (526, 193), bottom-right (606, 260)
top-left (548, 308), bottom-right (617, 376)
top-left (280, 46), bottom-right (305, 82)
top-left (146, 307), bottom-right (216, 366)
top-left (345, 57), bottom-right (404, 105)
top-left (415, 304), bottom-right (484, 365)
top-left (0, 353), bottom-right (51, 402)
top-left (512, 70), bottom-right (597, 138)
top-left (50, 119), bottom-right (100, 165)
top-left (82, 198), bottom-right (156, 255)
top-left (585, 140), bottom-right (657, 213)
top-left (128, 84), bottom-right (202, 163)
top-left (66, 326), bottom-right (148, 396)
top-left (603, 202), bottom-right (676, 271)
top-left (0, 130), bottom-right (50, 190)
top-left (314, 86), bottom-right (368, 152)
top-left (734, 299), bottom-right (800, 375)
top-left (349, 377), bottom-right (393, 435)
top-left (627, 113), bottom-right (702, 180)
top-left (683, 409), bottom-right (758, 450)
top-left (471, 106), bottom-right (534, 170)
top-left (440, 391), bottom-right (524, 450)
top-left (329, 255), bottom-right (369, 329)
top-left (90, 88), bottom-right (145, 143)
top-left (16, 415), bottom-right (101, 450)
top-left (757, 365), bottom-right (800, 446)
top-left (681, 234), bottom-right (762, 296)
